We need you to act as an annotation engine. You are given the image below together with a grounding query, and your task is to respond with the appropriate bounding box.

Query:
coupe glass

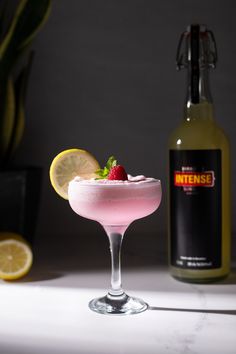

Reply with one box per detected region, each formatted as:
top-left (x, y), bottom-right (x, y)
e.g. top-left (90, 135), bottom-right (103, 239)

top-left (68, 178), bottom-right (162, 315)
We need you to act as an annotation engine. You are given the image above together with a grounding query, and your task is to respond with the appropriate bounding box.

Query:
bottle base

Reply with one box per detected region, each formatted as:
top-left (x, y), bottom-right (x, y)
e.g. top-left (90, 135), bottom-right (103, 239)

top-left (169, 264), bottom-right (231, 284)
top-left (171, 273), bottom-right (229, 284)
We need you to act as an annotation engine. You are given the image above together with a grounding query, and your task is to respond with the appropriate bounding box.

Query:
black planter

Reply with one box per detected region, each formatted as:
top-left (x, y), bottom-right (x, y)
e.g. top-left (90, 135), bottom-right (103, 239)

top-left (0, 167), bottom-right (42, 244)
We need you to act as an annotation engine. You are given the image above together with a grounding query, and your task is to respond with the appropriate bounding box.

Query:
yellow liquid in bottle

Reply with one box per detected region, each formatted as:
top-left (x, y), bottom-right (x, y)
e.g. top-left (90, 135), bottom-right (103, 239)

top-left (168, 102), bottom-right (231, 282)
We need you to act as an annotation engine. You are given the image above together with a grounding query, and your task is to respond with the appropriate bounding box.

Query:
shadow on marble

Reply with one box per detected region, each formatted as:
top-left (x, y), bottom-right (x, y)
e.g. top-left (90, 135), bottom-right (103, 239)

top-left (12, 270), bottom-right (64, 283)
top-left (148, 306), bottom-right (236, 316)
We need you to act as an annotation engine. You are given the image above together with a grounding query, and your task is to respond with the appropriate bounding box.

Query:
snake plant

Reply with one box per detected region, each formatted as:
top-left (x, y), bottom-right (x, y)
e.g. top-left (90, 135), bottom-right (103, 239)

top-left (0, 0), bottom-right (51, 167)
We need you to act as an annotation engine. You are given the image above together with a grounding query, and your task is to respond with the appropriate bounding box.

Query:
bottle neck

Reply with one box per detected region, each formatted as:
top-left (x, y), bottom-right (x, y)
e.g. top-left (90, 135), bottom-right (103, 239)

top-left (184, 67), bottom-right (214, 121)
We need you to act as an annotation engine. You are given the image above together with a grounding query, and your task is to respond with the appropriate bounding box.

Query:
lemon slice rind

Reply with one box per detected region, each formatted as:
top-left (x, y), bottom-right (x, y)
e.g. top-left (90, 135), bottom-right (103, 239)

top-left (49, 148), bottom-right (100, 199)
top-left (0, 239), bottom-right (33, 280)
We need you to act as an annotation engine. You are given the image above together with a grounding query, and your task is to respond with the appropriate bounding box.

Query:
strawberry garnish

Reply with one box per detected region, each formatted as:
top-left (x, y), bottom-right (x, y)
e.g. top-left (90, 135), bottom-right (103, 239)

top-left (96, 156), bottom-right (128, 180)
top-left (108, 165), bottom-right (128, 181)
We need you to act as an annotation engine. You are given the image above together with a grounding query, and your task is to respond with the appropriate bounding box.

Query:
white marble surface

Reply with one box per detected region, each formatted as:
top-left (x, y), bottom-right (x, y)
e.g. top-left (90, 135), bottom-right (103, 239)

top-left (0, 265), bottom-right (236, 354)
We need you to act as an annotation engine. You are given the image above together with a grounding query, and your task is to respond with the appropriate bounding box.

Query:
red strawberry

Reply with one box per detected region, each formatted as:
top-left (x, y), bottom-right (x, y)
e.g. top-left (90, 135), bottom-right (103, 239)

top-left (108, 165), bottom-right (128, 181)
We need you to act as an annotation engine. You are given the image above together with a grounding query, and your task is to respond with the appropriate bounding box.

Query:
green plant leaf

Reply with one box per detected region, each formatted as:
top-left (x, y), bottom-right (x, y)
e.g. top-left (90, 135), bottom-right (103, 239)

top-left (0, 1), bottom-right (8, 42)
top-left (8, 99), bottom-right (25, 159)
top-left (0, 0), bottom-right (51, 72)
top-left (0, 77), bottom-right (15, 164)
top-left (15, 0), bottom-right (52, 52)
top-left (0, 1), bottom-right (51, 165)
top-left (7, 51), bottom-right (34, 160)
top-left (0, 0), bottom-right (27, 61)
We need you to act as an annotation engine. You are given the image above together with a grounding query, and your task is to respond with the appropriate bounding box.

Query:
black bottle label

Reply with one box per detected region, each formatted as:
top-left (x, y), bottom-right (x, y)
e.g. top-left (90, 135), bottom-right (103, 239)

top-left (169, 149), bottom-right (222, 269)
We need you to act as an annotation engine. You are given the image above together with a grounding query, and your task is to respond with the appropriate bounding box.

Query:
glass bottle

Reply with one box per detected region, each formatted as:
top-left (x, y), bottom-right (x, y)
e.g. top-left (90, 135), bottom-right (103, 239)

top-left (168, 24), bottom-right (231, 282)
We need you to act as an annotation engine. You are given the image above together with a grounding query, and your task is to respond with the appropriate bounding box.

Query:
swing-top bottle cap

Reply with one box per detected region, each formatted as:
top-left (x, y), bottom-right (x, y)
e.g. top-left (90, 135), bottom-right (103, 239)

top-left (176, 24), bottom-right (217, 70)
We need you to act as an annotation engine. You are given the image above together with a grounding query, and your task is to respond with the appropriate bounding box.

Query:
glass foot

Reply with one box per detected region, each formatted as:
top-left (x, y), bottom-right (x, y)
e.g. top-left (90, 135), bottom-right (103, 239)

top-left (89, 292), bottom-right (148, 315)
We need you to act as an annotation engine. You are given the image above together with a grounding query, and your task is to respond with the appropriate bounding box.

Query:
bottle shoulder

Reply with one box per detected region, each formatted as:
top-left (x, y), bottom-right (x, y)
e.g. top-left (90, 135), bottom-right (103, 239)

top-left (168, 119), bottom-right (230, 150)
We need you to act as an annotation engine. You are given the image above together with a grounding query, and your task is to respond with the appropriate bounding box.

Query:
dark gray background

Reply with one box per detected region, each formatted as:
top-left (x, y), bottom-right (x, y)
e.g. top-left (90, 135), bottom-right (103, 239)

top-left (15, 0), bottom-right (236, 267)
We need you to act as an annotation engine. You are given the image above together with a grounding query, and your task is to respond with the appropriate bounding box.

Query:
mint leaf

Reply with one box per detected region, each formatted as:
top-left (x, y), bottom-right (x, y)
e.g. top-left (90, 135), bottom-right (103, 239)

top-left (106, 156), bottom-right (117, 170)
top-left (95, 156), bottom-right (118, 179)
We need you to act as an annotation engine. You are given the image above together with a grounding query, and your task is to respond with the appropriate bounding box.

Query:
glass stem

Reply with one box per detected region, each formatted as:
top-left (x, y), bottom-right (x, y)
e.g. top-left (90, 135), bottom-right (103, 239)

top-left (103, 225), bottom-right (128, 297)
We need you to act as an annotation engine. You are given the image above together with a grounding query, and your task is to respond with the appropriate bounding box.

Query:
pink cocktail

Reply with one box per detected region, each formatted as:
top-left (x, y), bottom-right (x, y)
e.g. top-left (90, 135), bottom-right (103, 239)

top-left (68, 175), bottom-right (162, 315)
top-left (69, 176), bottom-right (161, 225)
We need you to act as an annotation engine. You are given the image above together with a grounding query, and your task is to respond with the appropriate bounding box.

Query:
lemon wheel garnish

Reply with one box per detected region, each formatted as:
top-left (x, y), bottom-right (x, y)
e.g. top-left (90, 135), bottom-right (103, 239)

top-left (49, 148), bottom-right (100, 199)
top-left (0, 239), bottom-right (33, 280)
